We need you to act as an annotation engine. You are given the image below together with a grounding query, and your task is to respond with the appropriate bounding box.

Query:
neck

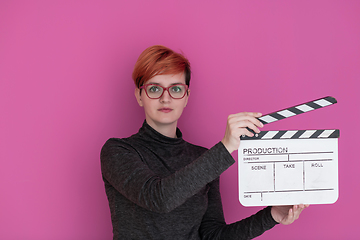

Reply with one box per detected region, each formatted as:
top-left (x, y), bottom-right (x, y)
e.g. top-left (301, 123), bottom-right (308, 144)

top-left (145, 119), bottom-right (178, 138)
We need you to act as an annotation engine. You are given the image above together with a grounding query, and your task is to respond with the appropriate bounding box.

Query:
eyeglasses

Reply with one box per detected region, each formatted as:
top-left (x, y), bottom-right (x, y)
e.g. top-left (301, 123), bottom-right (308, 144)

top-left (140, 84), bottom-right (188, 99)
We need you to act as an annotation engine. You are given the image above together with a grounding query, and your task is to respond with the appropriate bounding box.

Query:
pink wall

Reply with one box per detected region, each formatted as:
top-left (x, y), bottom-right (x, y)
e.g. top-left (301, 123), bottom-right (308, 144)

top-left (1, 1), bottom-right (359, 239)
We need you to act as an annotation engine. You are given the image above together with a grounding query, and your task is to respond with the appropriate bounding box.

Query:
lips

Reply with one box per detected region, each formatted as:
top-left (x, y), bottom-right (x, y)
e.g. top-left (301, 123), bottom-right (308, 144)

top-left (158, 108), bottom-right (173, 113)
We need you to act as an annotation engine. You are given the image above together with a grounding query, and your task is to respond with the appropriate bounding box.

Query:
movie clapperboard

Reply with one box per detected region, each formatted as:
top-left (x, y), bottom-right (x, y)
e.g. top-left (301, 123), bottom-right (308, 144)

top-left (238, 96), bottom-right (339, 206)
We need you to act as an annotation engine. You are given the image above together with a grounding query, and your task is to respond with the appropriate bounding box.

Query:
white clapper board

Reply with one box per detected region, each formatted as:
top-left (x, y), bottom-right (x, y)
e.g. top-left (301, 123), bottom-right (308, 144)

top-left (238, 96), bottom-right (339, 206)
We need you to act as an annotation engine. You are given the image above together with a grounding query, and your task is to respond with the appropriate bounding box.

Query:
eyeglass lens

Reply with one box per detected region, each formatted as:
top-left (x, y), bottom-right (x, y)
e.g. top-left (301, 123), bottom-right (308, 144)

top-left (145, 84), bottom-right (187, 99)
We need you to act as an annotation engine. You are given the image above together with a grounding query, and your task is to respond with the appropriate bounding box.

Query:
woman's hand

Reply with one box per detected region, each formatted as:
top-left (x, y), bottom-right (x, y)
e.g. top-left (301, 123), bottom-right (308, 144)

top-left (221, 112), bottom-right (263, 154)
top-left (271, 205), bottom-right (309, 225)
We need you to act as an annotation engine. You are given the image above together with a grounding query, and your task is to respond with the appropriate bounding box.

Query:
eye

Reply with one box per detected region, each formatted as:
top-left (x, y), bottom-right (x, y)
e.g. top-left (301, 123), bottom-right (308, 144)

top-left (170, 85), bottom-right (183, 93)
top-left (148, 85), bottom-right (161, 93)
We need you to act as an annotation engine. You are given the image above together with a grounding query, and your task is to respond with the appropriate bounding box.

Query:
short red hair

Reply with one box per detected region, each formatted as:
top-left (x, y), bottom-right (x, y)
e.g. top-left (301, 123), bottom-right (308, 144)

top-left (132, 45), bottom-right (191, 88)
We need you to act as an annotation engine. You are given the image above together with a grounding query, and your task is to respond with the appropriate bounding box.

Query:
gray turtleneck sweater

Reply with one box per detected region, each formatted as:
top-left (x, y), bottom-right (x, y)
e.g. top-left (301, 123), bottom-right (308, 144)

top-left (100, 121), bottom-right (277, 240)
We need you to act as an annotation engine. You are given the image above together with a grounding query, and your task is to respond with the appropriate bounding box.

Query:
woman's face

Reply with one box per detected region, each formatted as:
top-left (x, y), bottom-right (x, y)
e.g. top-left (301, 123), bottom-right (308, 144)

top-left (135, 72), bottom-right (190, 133)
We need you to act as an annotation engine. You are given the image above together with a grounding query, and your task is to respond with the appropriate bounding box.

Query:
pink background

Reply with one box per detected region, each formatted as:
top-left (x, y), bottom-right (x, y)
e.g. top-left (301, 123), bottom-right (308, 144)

top-left (1, 1), bottom-right (359, 239)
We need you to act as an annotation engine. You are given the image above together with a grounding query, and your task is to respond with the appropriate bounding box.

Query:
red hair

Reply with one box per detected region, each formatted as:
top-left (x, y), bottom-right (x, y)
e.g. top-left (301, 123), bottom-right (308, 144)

top-left (132, 45), bottom-right (191, 88)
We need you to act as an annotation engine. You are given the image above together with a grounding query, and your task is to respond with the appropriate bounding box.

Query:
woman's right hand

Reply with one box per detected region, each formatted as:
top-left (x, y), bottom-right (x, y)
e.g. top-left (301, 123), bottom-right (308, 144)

top-left (221, 112), bottom-right (263, 154)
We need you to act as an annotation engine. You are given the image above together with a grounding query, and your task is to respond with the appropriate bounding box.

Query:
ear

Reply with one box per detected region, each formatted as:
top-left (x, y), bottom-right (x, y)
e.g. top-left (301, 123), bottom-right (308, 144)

top-left (134, 88), bottom-right (143, 107)
top-left (184, 88), bottom-right (190, 107)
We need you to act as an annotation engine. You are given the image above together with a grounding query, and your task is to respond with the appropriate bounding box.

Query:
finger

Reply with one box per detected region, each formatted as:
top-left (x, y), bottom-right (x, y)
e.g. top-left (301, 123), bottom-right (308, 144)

top-left (292, 205), bottom-right (304, 220)
top-left (289, 206), bottom-right (295, 218)
top-left (240, 120), bottom-right (263, 134)
top-left (229, 116), bottom-right (264, 131)
top-left (237, 114), bottom-right (264, 129)
top-left (229, 123), bottom-right (256, 137)
top-left (282, 207), bottom-right (295, 225)
top-left (291, 205), bottom-right (300, 222)
top-left (296, 204), bottom-right (307, 211)
top-left (230, 112), bottom-right (263, 121)
top-left (229, 120), bottom-right (260, 136)
top-left (241, 127), bottom-right (257, 137)
top-left (233, 112), bottom-right (262, 117)
top-left (226, 113), bottom-right (264, 139)
top-left (229, 112), bottom-right (262, 125)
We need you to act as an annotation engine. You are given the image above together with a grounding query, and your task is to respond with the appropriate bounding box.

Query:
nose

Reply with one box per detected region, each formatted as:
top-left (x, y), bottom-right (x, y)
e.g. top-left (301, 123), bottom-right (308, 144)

top-left (160, 89), bottom-right (172, 102)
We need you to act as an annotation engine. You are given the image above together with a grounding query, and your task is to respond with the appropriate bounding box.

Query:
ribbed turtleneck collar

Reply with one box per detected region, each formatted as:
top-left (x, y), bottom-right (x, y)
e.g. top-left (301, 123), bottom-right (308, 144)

top-left (138, 120), bottom-right (184, 145)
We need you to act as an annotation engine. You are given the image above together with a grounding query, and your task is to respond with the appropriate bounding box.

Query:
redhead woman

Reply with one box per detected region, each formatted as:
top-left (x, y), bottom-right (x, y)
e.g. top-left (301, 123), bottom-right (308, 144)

top-left (101, 45), bottom-right (308, 240)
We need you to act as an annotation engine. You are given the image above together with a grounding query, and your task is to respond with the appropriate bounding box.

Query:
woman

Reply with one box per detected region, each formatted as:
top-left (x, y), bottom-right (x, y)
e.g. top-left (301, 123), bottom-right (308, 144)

top-left (101, 45), bottom-right (308, 240)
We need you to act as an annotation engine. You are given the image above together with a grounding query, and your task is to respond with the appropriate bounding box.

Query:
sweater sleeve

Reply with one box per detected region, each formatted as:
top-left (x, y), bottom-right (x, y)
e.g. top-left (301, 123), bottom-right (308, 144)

top-left (200, 179), bottom-right (278, 240)
top-left (100, 140), bottom-right (235, 213)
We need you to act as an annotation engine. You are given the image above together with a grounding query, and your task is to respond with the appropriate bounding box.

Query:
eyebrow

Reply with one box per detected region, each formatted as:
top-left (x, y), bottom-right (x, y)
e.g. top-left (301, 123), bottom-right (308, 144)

top-left (147, 82), bottom-right (184, 86)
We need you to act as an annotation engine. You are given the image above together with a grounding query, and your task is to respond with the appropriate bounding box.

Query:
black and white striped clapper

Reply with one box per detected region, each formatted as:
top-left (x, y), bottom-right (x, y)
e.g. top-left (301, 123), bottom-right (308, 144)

top-left (240, 96), bottom-right (339, 140)
top-left (238, 96), bottom-right (339, 207)
top-left (258, 96), bottom-right (337, 125)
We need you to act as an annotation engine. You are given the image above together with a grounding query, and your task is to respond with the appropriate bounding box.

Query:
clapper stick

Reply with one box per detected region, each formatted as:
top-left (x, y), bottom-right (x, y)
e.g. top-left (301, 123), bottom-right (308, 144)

top-left (242, 96), bottom-right (337, 139)
top-left (258, 96), bottom-right (337, 125)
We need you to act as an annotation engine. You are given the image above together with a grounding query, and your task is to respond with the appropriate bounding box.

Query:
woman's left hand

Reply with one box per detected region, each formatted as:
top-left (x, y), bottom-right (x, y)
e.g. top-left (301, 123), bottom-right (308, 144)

top-left (271, 204), bottom-right (309, 225)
